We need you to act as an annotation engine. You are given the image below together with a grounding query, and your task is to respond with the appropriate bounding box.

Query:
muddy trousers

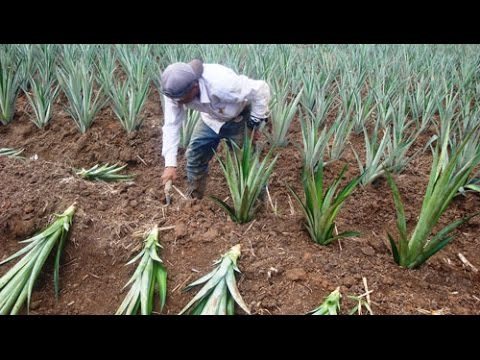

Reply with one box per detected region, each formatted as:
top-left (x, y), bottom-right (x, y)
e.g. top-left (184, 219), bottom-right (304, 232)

top-left (185, 118), bottom-right (246, 199)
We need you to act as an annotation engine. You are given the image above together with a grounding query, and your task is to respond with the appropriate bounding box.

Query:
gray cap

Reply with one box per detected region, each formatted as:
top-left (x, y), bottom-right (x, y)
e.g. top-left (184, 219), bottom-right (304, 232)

top-left (160, 59), bottom-right (204, 98)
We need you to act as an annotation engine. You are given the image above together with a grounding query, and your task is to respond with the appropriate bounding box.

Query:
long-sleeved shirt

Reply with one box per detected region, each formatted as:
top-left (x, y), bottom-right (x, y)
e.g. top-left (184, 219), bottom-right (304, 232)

top-left (162, 63), bottom-right (271, 167)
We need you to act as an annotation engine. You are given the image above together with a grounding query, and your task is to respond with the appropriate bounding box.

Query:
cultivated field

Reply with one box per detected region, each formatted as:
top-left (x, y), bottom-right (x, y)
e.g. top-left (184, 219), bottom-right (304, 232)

top-left (1, 44), bottom-right (479, 315)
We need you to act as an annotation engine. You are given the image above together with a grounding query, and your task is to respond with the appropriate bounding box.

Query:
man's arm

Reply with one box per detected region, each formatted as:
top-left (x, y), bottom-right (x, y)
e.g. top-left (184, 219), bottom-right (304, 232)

top-left (161, 96), bottom-right (184, 184)
top-left (162, 96), bottom-right (184, 167)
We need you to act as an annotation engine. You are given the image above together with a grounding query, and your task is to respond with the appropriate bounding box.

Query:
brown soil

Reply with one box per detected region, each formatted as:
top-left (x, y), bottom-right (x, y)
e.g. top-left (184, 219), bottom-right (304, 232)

top-left (1, 90), bottom-right (480, 315)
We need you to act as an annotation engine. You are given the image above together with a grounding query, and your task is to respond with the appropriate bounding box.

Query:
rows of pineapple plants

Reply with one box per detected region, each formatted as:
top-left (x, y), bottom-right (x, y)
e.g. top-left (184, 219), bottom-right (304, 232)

top-left (1, 44), bottom-right (480, 314)
top-left (0, 160), bottom-right (251, 315)
top-left (0, 193), bottom-right (371, 315)
top-left (1, 123), bottom-right (478, 314)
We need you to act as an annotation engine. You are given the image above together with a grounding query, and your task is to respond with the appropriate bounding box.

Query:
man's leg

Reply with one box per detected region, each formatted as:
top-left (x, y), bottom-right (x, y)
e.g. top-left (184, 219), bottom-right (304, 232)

top-left (220, 104), bottom-right (251, 150)
top-left (185, 119), bottom-right (220, 199)
top-left (221, 105), bottom-right (264, 151)
top-left (220, 119), bottom-right (246, 150)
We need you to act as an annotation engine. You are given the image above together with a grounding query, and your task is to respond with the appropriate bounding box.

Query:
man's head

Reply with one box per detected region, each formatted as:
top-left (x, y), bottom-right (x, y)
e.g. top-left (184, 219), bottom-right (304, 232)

top-left (160, 59), bottom-right (203, 104)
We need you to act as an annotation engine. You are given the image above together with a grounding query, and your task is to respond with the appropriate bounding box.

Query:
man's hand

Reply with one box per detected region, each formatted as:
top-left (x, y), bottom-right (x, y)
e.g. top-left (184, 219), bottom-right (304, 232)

top-left (161, 167), bottom-right (177, 185)
top-left (247, 115), bottom-right (268, 130)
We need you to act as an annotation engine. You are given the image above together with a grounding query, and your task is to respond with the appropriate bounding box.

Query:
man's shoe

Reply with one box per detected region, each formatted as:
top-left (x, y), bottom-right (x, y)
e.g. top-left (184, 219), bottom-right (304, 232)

top-left (186, 176), bottom-right (208, 200)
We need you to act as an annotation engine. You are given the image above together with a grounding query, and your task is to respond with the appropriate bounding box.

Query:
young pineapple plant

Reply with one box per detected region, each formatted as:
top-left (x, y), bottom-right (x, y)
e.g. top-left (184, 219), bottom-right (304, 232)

top-left (212, 134), bottom-right (277, 224)
top-left (307, 287), bottom-right (341, 315)
top-left (107, 45), bottom-right (153, 132)
top-left (325, 107), bottom-right (355, 163)
top-left (179, 244), bottom-right (250, 315)
top-left (108, 76), bottom-right (151, 133)
top-left (95, 45), bottom-right (117, 90)
top-left (453, 104), bottom-right (480, 195)
top-left (0, 55), bottom-right (23, 125)
top-left (289, 163), bottom-right (362, 245)
top-left (348, 294), bottom-right (373, 315)
top-left (352, 124), bottom-right (391, 187)
top-left (57, 61), bottom-right (106, 133)
top-left (23, 45), bottom-right (59, 129)
top-left (180, 109), bottom-right (200, 148)
top-left (0, 203), bottom-right (75, 315)
top-left (386, 125), bottom-right (480, 268)
top-left (116, 225), bottom-right (167, 315)
top-left (75, 163), bottom-right (134, 182)
top-left (0, 147), bottom-right (25, 159)
top-left (268, 87), bottom-right (303, 148)
top-left (462, 177), bottom-right (480, 194)
top-left (299, 110), bottom-right (329, 172)
top-left (24, 74), bottom-right (60, 129)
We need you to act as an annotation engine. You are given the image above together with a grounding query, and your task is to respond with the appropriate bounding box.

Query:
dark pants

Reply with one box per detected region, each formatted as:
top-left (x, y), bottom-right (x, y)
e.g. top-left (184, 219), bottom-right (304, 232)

top-left (185, 106), bottom-right (251, 183)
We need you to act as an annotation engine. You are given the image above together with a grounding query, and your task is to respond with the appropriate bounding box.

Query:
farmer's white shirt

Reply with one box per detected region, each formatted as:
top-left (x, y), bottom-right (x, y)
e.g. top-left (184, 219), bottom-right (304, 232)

top-left (162, 63), bottom-right (271, 167)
